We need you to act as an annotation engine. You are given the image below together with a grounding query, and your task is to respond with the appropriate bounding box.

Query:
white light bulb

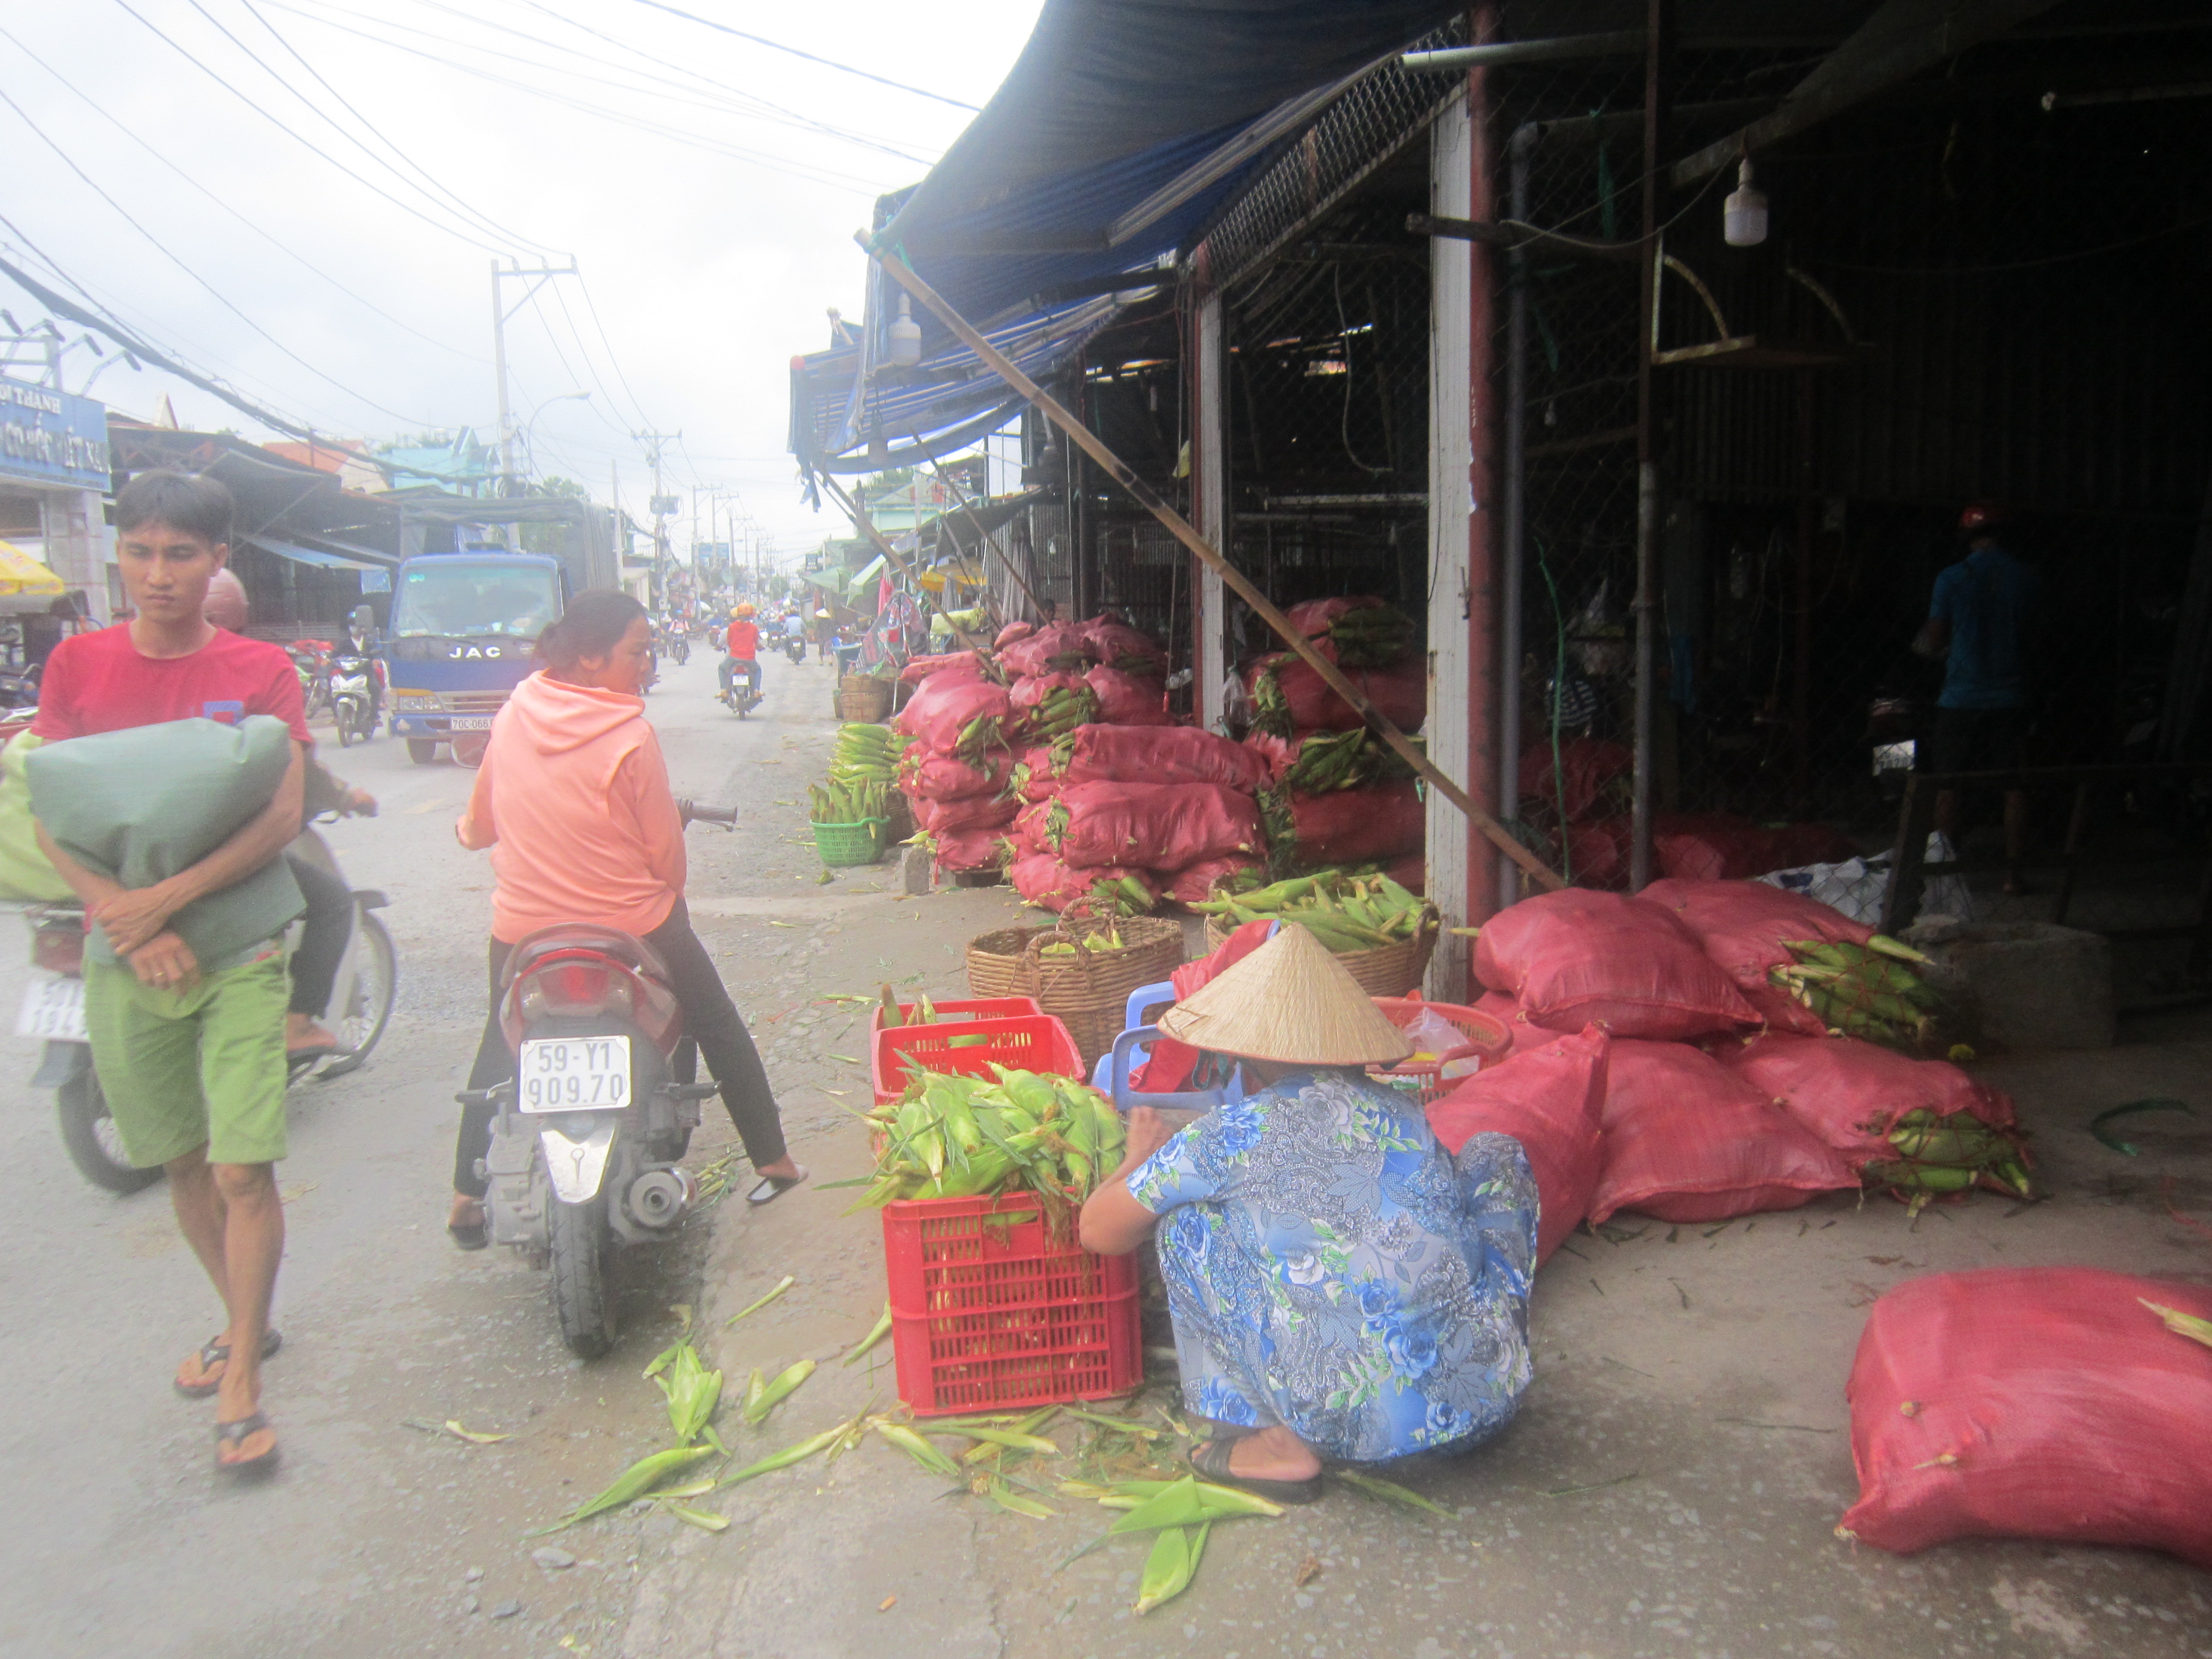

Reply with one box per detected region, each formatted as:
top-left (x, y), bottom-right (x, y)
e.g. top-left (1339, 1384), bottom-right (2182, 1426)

top-left (1724, 158), bottom-right (1769, 247)
top-left (887, 292), bottom-right (922, 368)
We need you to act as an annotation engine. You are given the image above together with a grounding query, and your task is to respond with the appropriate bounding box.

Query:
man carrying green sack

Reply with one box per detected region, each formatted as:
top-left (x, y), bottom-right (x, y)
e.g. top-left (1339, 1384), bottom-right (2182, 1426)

top-left (26, 470), bottom-right (310, 1476)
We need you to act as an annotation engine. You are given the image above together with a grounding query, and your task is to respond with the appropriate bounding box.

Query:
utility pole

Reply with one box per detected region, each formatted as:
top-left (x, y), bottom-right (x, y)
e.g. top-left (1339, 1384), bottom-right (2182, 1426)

top-left (489, 258), bottom-right (581, 498)
top-left (633, 428), bottom-right (679, 611)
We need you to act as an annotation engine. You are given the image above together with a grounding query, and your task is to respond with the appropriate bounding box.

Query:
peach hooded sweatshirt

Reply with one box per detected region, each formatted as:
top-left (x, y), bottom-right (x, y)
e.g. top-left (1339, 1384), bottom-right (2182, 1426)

top-left (456, 670), bottom-right (685, 944)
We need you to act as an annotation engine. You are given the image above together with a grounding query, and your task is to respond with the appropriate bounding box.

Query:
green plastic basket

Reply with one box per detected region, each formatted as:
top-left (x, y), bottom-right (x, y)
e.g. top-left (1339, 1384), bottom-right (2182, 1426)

top-left (813, 817), bottom-right (888, 867)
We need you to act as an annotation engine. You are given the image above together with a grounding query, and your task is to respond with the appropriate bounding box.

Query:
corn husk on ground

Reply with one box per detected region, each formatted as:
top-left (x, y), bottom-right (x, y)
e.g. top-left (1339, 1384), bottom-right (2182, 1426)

top-left (1193, 868), bottom-right (1436, 954)
top-left (1769, 934), bottom-right (1940, 1049)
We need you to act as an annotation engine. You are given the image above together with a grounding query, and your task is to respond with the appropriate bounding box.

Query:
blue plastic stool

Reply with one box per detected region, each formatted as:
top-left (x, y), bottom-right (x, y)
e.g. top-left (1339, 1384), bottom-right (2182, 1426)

top-left (1105, 1026), bottom-right (1247, 1115)
top-left (1088, 979), bottom-right (1180, 1092)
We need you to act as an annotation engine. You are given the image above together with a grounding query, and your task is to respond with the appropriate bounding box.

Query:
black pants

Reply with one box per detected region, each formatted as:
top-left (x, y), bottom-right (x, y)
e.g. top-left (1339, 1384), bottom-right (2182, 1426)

top-left (286, 853), bottom-right (353, 1019)
top-left (451, 898), bottom-right (786, 1197)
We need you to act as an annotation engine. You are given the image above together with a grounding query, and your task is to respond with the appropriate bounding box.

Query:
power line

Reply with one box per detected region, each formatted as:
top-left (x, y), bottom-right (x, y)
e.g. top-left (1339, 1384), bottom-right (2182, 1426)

top-left (0, 22), bottom-right (483, 363)
top-left (108, 0), bottom-right (520, 254)
top-left (230, 0), bottom-right (563, 257)
top-left (625, 0), bottom-right (980, 112)
top-left (0, 84), bottom-right (440, 424)
top-left (573, 273), bottom-right (663, 438)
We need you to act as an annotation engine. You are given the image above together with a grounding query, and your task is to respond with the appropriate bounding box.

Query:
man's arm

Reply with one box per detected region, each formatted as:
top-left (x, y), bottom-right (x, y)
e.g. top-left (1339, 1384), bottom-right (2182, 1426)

top-left (34, 820), bottom-right (124, 911)
top-left (89, 740), bottom-right (307, 957)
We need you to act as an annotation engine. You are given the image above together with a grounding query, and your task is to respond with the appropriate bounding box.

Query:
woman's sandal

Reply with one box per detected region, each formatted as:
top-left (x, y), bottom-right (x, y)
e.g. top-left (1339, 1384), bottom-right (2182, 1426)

top-left (448, 1211), bottom-right (490, 1252)
top-left (174, 1328), bottom-right (283, 1399)
top-left (214, 1412), bottom-right (280, 1474)
top-left (747, 1165), bottom-right (809, 1207)
top-left (1188, 1436), bottom-right (1324, 1505)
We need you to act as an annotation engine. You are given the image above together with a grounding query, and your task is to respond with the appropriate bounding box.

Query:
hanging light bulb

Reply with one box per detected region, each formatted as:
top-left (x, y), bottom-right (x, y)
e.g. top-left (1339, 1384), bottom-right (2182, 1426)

top-left (1724, 157), bottom-right (1769, 247)
top-left (887, 292), bottom-right (922, 368)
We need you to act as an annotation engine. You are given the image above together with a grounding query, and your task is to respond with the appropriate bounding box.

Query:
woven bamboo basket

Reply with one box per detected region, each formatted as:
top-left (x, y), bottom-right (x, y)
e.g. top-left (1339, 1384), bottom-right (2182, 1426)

top-left (836, 676), bottom-right (895, 724)
top-left (1202, 912), bottom-right (1439, 998)
top-left (966, 925), bottom-right (1060, 1002)
top-left (1016, 916), bottom-right (1186, 1071)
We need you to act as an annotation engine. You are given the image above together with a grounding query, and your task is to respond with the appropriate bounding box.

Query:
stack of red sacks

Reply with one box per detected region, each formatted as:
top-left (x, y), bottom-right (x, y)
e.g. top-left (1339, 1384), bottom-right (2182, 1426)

top-left (1455, 881), bottom-right (2017, 1233)
top-left (892, 651), bottom-right (1019, 877)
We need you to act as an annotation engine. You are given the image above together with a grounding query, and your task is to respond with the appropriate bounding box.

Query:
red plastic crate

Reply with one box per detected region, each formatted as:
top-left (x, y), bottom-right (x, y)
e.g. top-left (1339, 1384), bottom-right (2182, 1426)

top-left (870, 1013), bottom-right (1083, 1104)
top-left (881, 1194), bottom-right (1141, 1417)
top-left (867, 996), bottom-right (1044, 1040)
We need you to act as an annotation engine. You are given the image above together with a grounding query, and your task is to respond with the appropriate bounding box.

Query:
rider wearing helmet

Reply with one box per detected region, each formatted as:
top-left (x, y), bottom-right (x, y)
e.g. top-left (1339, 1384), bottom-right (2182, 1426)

top-left (720, 603), bottom-right (761, 703)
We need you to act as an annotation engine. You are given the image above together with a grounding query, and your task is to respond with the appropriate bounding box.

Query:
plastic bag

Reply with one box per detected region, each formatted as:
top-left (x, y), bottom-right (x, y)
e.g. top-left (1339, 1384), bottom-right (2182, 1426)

top-left (897, 650), bottom-right (987, 687)
top-left (1840, 1268), bottom-right (2212, 1567)
top-left (0, 731), bottom-right (72, 902)
top-left (1759, 832), bottom-right (1974, 926)
top-left (1517, 737), bottom-right (1632, 823)
top-left (1725, 1032), bottom-right (2014, 1168)
top-left (1474, 889), bottom-right (1760, 1040)
top-left (1043, 781), bottom-right (1262, 871)
top-left (1082, 664), bottom-right (1172, 727)
top-left (1162, 853), bottom-right (1264, 907)
top-left (913, 793), bottom-right (1017, 836)
top-left (1075, 616), bottom-right (1167, 676)
top-left (1639, 877), bottom-right (1875, 992)
top-left (1427, 1027), bottom-right (1608, 1266)
top-left (1269, 781), bottom-right (1424, 869)
top-left (1008, 850), bottom-right (1158, 915)
top-left (898, 751), bottom-right (1010, 802)
top-left (997, 621), bottom-right (1091, 679)
top-left (894, 675), bottom-right (1012, 755)
top-left (1059, 725), bottom-right (1268, 793)
top-left (1590, 1039), bottom-right (1856, 1223)
top-left (1246, 653), bottom-right (1426, 736)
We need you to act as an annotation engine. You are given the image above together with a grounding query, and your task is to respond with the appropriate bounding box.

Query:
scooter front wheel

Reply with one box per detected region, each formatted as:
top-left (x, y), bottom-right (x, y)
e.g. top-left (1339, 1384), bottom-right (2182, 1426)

top-left (548, 1193), bottom-right (615, 1358)
top-left (58, 1070), bottom-right (160, 1195)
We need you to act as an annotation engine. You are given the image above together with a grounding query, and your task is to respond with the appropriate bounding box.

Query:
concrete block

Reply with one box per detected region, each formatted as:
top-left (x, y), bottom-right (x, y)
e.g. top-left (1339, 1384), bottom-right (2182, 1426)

top-left (897, 843), bottom-right (933, 896)
top-left (1917, 921), bottom-right (2115, 1052)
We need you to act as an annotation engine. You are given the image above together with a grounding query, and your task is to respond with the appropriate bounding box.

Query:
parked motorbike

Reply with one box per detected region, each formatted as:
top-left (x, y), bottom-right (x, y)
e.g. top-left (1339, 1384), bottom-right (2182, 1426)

top-left (719, 660), bottom-right (763, 719)
top-left (17, 812), bottom-right (398, 1194)
top-left (289, 641), bottom-right (333, 723)
top-left (462, 800), bottom-right (735, 1357)
top-left (328, 648), bottom-right (377, 748)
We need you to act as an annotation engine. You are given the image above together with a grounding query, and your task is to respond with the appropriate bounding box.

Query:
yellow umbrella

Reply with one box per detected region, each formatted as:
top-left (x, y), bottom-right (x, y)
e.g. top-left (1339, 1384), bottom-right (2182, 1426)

top-left (0, 541), bottom-right (64, 599)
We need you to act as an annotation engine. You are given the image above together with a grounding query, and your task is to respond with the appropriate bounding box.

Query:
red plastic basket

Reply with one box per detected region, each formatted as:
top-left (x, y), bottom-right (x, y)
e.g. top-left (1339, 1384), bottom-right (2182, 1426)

top-left (867, 996), bottom-right (1045, 1040)
top-left (870, 1013), bottom-right (1083, 1104)
top-left (881, 1194), bottom-right (1141, 1417)
top-left (1369, 995), bottom-right (1514, 1106)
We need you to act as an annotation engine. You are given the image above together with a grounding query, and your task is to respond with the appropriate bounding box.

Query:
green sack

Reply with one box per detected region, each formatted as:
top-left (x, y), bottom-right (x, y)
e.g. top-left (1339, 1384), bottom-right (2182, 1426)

top-left (0, 732), bottom-right (74, 902)
top-left (27, 715), bottom-right (305, 968)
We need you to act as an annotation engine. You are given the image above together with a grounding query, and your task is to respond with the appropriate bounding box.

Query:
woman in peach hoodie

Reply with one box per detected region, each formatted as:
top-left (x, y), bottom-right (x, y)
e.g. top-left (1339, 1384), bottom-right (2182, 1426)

top-left (444, 591), bottom-right (801, 1247)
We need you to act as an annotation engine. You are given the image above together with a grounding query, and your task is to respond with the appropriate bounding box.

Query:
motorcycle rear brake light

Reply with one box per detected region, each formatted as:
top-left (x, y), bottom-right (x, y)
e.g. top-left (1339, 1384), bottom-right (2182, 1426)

top-left (32, 923), bottom-right (82, 975)
top-left (516, 960), bottom-right (633, 1020)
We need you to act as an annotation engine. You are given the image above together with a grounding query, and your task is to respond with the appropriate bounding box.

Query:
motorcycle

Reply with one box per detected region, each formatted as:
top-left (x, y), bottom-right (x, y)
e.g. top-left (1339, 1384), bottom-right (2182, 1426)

top-left (328, 649), bottom-right (376, 748)
top-left (462, 800), bottom-right (735, 1357)
top-left (289, 641), bottom-right (333, 723)
top-left (17, 810), bottom-right (397, 1194)
top-left (782, 633), bottom-right (806, 666)
top-left (718, 659), bottom-right (763, 719)
top-left (668, 626), bottom-right (691, 668)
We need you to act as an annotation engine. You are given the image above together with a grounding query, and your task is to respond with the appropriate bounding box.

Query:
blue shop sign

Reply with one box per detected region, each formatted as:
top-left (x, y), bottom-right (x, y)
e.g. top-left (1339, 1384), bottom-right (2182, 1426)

top-left (0, 376), bottom-right (109, 491)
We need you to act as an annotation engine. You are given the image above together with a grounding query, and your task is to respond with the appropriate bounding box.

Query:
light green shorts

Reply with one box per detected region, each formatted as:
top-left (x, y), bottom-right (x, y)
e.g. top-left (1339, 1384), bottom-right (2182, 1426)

top-left (82, 947), bottom-right (290, 1168)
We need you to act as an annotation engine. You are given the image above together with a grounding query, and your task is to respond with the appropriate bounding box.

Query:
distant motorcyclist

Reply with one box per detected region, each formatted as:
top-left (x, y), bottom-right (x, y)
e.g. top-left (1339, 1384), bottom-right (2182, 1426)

top-left (720, 603), bottom-right (761, 704)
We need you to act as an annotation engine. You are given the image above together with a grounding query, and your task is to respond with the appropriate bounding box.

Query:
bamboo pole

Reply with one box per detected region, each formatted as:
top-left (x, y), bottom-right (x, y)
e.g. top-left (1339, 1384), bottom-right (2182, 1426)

top-left (910, 437), bottom-right (1052, 623)
top-left (817, 471), bottom-right (984, 654)
top-left (859, 235), bottom-right (1564, 893)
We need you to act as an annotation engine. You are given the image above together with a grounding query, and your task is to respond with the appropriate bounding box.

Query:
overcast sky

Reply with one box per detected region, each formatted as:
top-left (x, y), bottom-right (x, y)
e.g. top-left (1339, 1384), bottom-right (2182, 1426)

top-left (1, 0), bottom-right (1041, 560)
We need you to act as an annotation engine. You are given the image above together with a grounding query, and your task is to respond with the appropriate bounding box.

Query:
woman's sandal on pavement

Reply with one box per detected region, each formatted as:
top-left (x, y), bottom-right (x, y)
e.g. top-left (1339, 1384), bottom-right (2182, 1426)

top-left (448, 1211), bottom-right (490, 1251)
top-left (1188, 1437), bottom-right (1324, 1505)
top-left (747, 1165), bottom-right (809, 1206)
top-left (214, 1412), bottom-right (280, 1474)
top-left (174, 1327), bottom-right (283, 1398)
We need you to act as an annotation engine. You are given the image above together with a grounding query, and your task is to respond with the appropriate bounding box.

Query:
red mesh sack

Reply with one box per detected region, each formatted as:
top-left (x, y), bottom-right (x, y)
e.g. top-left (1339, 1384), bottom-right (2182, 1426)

top-left (1474, 890), bottom-right (1760, 1040)
top-left (1427, 1026), bottom-right (1609, 1267)
top-left (1564, 818), bottom-right (1632, 889)
top-left (1009, 852), bottom-right (1158, 915)
top-left (997, 621), bottom-right (1091, 678)
top-left (895, 676), bottom-right (1012, 752)
top-left (1590, 1039), bottom-right (1856, 1223)
top-left (1382, 850), bottom-right (1424, 893)
top-left (1076, 617), bottom-right (1168, 676)
top-left (1475, 991), bottom-right (1556, 1054)
top-left (898, 650), bottom-right (987, 687)
top-left (1162, 854), bottom-right (1264, 907)
top-left (1839, 1268), bottom-right (2212, 1567)
top-left (1768, 821), bottom-right (1857, 869)
top-left (1271, 781), bottom-right (1424, 868)
top-left (1726, 1033), bottom-right (2015, 1168)
top-left (1640, 877), bottom-right (1875, 992)
top-left (1060, 725), bottom-right (1268, 793)
top-left (1739, 980), bottom-right (1831, 1037)
top-left (1045, 781), bottom-right (1262, 870)
top-left (1281, 597), bottom-right (1413, 668)
top-left (1013, 745), bottom-right (1060, 803)
top-left (1082, 664), bottom-right (1173, 727)
top-left (992, 621), bottom-right (1034, 650)
top-left (1247, 654), bottom-right (1426, 735)
top-left (1243, 730), bottom-right (1300, 783)
top-left (913, 793), bottom-right (1017, 836)
top-left (898, 751), bottom-right (1010, 802)
top-left (1518, 737), bottom-right (1633, 823)
top-left (930, 826), bottom-right (1010, 875)
top-left (1652, 813), bottom-right (1784, 882)
top-left (1011, 671), bottom-right (1087, 713)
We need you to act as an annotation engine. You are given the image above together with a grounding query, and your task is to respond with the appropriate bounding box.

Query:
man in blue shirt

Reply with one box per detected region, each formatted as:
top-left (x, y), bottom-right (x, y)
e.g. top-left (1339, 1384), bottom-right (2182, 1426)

top-left (1915, 502), bottom-right (2038, 892)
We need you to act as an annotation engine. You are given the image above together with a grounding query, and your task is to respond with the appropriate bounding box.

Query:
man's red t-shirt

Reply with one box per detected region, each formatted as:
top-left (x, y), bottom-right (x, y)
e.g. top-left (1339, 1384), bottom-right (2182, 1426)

top-left (725, 620), bottom-right (760, 661)
top-left (32, 624), bottom-right (311, 745)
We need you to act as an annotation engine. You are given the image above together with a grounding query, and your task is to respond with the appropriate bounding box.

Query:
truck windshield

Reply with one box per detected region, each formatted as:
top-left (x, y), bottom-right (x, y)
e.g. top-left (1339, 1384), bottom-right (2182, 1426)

top-left (390, 560), bottom-right (561, 639)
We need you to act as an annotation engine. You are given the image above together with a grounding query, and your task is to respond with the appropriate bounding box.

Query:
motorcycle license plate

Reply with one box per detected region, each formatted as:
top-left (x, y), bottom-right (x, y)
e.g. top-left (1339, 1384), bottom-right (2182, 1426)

top-left (16, 978), bottom-right (87, 1041)
top-left (517, 1035), bottom-right (631, 1112)
top-left (445, 716), bottom-right (494, 731)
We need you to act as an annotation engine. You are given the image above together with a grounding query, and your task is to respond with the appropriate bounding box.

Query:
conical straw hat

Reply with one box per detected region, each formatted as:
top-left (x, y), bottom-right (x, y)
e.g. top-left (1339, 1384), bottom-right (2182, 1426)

top-left (1156, 923), bottom-right (1414, 1066)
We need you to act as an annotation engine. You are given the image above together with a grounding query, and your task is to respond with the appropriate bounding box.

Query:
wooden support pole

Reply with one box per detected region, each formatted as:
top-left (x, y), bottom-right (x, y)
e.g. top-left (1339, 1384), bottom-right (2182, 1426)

top-left (816, 472), bottom-right (983, 653)
top-left (909, 442), bottom-right (1051, 623)
top-left (859, 234), bottom-right (1566, 893)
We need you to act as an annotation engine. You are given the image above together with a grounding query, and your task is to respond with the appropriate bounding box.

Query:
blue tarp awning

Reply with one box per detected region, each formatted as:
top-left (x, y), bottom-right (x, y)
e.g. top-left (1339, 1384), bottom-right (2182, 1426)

top-left (246, 536), bottom-right (387, 573)
top-left (791, 0), bottom-right (1465, 483)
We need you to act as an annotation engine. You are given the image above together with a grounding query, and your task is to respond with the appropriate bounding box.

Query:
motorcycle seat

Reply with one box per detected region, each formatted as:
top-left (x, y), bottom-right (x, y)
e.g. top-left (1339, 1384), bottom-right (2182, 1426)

top-left (503, 923), bottom-right (671, 988)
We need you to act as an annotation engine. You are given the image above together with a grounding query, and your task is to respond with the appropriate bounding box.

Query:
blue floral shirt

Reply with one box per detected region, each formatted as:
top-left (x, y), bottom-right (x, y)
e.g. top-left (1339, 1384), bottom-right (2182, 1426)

top-left (1128, 1068), bottom-right (1537, 1464)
